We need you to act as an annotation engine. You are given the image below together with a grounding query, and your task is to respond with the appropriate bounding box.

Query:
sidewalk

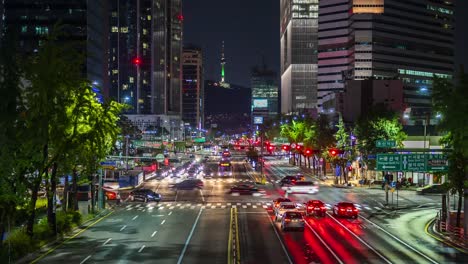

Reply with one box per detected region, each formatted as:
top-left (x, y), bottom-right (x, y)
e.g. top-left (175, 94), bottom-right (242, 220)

top-left (427, 218), bottom-right (468, 254)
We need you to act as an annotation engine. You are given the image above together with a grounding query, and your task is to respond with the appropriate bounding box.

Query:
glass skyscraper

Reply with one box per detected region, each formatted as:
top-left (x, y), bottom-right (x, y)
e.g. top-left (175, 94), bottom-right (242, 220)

top-left (280, 0), bottom-right (319, 114)
top-left (318, 0), bottom-right (455, 117)
top-left (182, 46), bottom-right (204, 130)
top-left (251, 65), bottom-right (278, 122)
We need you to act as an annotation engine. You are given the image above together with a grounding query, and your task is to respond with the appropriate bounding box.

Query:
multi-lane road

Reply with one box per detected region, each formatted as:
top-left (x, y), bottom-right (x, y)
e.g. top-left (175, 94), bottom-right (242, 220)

top-left (33, 153), bottom-right (467, 264)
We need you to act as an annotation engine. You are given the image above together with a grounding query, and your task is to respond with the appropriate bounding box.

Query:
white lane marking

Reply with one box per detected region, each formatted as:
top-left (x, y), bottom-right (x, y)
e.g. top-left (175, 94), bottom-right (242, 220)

top-left (304, 221), bottom-right (344, 264)
top-left (365, 206), bottom-right (372, 210)
top-left (120, 225), bottom-right (127, 231)
top-left (360, 216), bottom-right (438, 264)
top-left (135, 204), bottom-right (141, 208)
top-left (177, 208), bottom-right (203, 264)
top-left (199, 189), bottom-right (205, 202)
top-left (207, 203), bottom-right (212, 206)
top-left (169, 206), bottom-right (175, 209)
top-left (237, 203), bottom-right (241, 205)
top-left (374, 207), bottom-right (381, 210)
top-left (190, 206), bottom-right (195, 209)
top-left (138, 245), bottom-right (146, 253)
top-left (327, 213), bottom-right (392, 264)
top-left (217, 203), bottom-right (222, 206)
top-left (80, 255), bottom-right (91, 264)
top-left (161, 219), bottom-right (166, 225)
top-left (221, 205), bottom-right (226, 209)
top-left (262, 205), bottom-right (268, 209)
top-left (168, 211), bottom-right (173, 216)
top-left (242, 205), bottom-right (247, 208)
top-left (151, 231), bottom-right (158, 237)
top-left (266, 212), bottom-right (294, 264)
top-left (211, 206), bottom-right (216, 209)
top-left (126, 208), bottom-right (132, 211)
top-left (126, 205), bottom-right (132, 208)
top-left (253, 205), bottom-right (257, 208)
top-left (247, 203), bottom-right (251, 206)
top-left (177, 203), bottom-right (182, 207)
top-left (132, 215), bottom-right (139, 221)
top-left (227, 203), bottom-right (232, 206)
top-left (102, 238), bottom-right (112, 246)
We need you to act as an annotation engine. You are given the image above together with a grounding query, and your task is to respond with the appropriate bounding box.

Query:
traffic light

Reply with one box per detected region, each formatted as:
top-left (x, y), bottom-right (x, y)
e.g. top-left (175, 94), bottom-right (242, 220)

top-left (268, 146), bottom-right (274, 151)
top-left (295, 145), bottom-right (303, 151)
top-left (328, 148), bottom-right (343, 157)
top-left (282, 145), bottom-right (291, 151)
top-left (304, 148), bottom-right (313, 156)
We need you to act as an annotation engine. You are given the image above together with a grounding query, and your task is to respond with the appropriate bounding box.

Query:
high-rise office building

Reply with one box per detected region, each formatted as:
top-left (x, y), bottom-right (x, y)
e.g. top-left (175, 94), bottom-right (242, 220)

top-left (109, 0), bottom-right (152, 114)
top-left (182, 46), bottom-right (204, 130)
top-left (153, 0), bottom-right (183, 115)
top-left (280, 0), bottom-right (319, 114)
top-left (1, 0), bottom-right (109, 99)
top-left (251, 65), bottom-right (278, 124)
top-left (109, 0), bottom-right (183, 116)
top-left (318, 0), bottom-right (455, 117)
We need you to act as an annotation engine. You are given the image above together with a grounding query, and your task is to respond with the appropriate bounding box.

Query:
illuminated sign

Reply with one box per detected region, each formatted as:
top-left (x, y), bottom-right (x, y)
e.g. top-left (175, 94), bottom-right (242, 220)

top-left (219, 163), bottom-right (231, 167)
top-left (352, 0), bottom-right (384, 14)
top-left (253, 99), bottom-right (268, 108)
top-left (292, 0), bottom-right (318, 19)
top-left (253, 116), bottom-right (264, 125)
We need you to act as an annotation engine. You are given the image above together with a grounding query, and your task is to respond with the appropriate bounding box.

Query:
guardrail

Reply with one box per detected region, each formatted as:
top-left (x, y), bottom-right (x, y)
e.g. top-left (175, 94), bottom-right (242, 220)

top-left (436, 210), bottom-right (468, 248)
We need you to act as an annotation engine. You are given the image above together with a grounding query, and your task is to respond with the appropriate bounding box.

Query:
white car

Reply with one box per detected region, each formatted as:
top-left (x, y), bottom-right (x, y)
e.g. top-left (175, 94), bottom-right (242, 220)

top-left (274, 202), bottom-right (302, 222)
top-left (282, 181), bottom-right (319, 194)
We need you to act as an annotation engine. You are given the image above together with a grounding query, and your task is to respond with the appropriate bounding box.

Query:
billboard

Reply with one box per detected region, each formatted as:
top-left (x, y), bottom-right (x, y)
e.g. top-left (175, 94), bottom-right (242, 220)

top-left (253, 116), bottom-right (264, 124)
top-left (253, 99), bottom-right (268, 108)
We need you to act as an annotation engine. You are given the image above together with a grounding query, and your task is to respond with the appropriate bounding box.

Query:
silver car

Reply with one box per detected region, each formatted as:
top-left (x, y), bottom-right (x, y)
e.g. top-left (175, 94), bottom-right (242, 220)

top-left (281, 211), bottom-right (305, 231)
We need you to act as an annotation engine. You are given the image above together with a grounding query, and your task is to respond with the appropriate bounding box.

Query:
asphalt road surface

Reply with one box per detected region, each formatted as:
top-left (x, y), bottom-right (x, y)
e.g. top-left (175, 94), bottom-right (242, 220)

top-left (34, 152), bottom-right (467, 264)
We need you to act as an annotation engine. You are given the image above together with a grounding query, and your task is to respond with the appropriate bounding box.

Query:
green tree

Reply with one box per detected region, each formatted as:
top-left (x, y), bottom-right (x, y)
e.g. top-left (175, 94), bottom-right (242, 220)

top-left (432, 70), bottom-right (468, 229)
top-left (354, 104), bottom-right (407, 174)
top-left (0, 35), bottom-right (30, 247)
top-left (313, 115), bottom-right (335, 176)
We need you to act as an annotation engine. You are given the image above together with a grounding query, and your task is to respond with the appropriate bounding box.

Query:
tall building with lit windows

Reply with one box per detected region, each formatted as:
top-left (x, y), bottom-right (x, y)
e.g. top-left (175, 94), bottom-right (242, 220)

top-left (1, 0), bottom-right (109, 100)
top-left (182, 46), bottom-right (204, 130)
top-left (109, 0), bottom-right (152, 114)
top-left (280, 0), bottom-right (319, 114)
top-left (318, 0), bottom-right (455, 118)
top-left (108, 0), bottom-right (183, 115)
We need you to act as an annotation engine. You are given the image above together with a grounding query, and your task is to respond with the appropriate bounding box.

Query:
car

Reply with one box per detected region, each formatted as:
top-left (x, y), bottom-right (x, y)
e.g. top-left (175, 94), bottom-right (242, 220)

top-left (275, 202), bottom-right (299, 222)
top-left (281, 211), bottom-right (305, 231)
top-left (105, 190), bottom-right (118, 200)
top-left (273, 197), bottom-right (292, 209)
top-left (332, 202), bottom-right (358, 219)
top-left (295, 174), bottom-right (305, 181)
top-left (172, 179), bottom-right (204, 190)
top-left (230, 184), bottom-right (265, 195)
top-left (305, 200), bottom-right (326, 217)
top-left (203, 168), bottom-right (214, 178)
top-left (130, 189), bottom-right (161, 203)
top-left (279, 176), bottom-right (298, 186)
top-left (416, 184), bottom-right (446, 195)
top-left (282, 181), bottom-right (319, 194)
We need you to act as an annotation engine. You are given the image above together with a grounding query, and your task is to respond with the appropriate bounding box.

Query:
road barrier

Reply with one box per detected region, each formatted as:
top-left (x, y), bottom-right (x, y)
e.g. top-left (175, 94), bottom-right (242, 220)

top-left (435, 210), bottom-right (468, 249)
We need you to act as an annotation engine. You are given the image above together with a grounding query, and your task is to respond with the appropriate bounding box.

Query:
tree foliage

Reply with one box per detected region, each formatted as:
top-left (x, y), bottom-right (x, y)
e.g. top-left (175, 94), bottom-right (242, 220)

top-left (354, 104), bottom-right (407, 169)
top-left (432, 70), bottom-right (468, 227)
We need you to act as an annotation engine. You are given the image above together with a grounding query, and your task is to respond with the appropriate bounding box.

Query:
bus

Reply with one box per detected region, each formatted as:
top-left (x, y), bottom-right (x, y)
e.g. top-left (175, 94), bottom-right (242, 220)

top-left (218, 159), bottom-right (232, 176)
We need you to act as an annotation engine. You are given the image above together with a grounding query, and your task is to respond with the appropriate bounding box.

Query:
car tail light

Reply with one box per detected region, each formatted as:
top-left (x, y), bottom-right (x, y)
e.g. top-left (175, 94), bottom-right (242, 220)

top-left (284, 218), bottom-right (291, 222)
top-left (340, 208), bottom-right (345, 211)
top-left (308, 206), bottom-right (313, 209)
top-left (353, 208), bottom-right (358, 212)
top-left (320, 206), bottom-right (326, 210)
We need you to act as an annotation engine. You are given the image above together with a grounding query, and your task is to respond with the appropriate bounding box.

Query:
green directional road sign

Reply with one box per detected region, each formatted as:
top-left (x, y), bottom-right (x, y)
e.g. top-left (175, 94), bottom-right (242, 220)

top-left (427, 154), bottom-right (449, 172)
top-left (376, 154), bottom-right (402, 171)
top-left (376, 140), bottom-right (396, 148)
top-left (401, 154), bottom-right (427, 171)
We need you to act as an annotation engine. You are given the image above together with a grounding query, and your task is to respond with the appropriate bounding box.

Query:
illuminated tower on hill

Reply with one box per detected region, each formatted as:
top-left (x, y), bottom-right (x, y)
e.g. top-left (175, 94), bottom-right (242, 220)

top-left (221, 41), bottom-right (226, 83)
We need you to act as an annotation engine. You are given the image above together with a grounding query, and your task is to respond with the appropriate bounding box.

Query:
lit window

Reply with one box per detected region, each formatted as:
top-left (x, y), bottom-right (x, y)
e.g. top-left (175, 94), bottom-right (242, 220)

top-left (112, 12), bottom-right (118, 17)
top-left (35, 26), bottom-right (48, 35)
top-left (122, 84), bottom-right (128, 90)
top-left (111, 26), bottom-right (118, 33)
top-left (21, 25), bottom-right (27, 33)
top-left (143, 29), bottom-right (147, 35)
top-left (120, 27), bottom-right (129, 33)
top-left (143, 43), bottom-right (149, 49)
top-left (129, 77), bottom-right (134, 83)
top-left (112, 69), bottom-right (119, 74)
top-left (147, 15), bottom-right (151, 20)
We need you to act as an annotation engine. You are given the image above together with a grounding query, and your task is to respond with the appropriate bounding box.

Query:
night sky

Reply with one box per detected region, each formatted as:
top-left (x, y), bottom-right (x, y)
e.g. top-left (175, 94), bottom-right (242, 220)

top-left (183, 1), bottom-right (468, 88)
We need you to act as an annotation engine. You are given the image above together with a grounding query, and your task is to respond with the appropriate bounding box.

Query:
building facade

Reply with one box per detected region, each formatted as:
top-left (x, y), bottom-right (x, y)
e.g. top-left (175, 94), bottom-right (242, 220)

top-left (318, 0), bottom-right (455, 119)
top-left (108, 0), bottom-right (183, 115)
top-left (182, 47), bottom-right (204, 131)
top-left (1, 0), bottom-right (109, 99)
top-left (280, 0), bottom-right (319, 114)
top-left (251, 65), bottom-right (278, 124)
top-left (152, 0), bottom-right (183, 115)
